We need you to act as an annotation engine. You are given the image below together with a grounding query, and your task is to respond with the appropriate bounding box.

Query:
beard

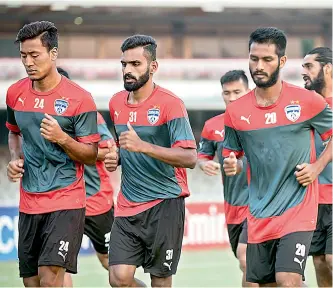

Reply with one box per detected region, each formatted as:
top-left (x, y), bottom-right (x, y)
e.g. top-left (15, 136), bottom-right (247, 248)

top-left (250, 64), bottom-right (280, 88)
top-left (304, 68), bottom-right (325, 94)
top-left (123, 68), bottom-right (150, 92)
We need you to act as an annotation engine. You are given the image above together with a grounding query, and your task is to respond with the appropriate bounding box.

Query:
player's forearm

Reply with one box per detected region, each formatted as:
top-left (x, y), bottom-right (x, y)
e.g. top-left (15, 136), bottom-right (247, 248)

top-left (142, 143), bottom-right (197, 169)
top-left (97, 148), bottom-right (109, 161)
top-left (314, 138), bottom-right (332, 174)
top-left (58, 134), bottom-right (98, 165)
top-left (8, 131), bottom-right (22, 160)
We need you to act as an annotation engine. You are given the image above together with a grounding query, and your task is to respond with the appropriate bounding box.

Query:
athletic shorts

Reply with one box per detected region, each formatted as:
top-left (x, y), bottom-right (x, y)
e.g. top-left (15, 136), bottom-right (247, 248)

top-left (84, 207), bottom-right (114, 254)
top-left (309, 204), bottom-right (332, 256)
top-left (109, 197), bottom-right (185, 277)
top-left (246, 231), bottom-right (313, 284)
top-left (227, 219), bottom-right (248, 257)
top-left (18, 208), bottom-right (85, 278)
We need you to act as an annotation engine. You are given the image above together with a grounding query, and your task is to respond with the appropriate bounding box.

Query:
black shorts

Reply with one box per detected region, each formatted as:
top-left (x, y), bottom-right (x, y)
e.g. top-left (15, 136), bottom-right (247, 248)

top-left (246, 231), bottom-right (313, 284)
top-left (309, 204), bottom-right (332, 256)
top-left (109, 198), bottom-right (185, 278)
top-left (18, 208), bottom-right (85, 278)
top-left (84, 207), bottom-right (114, 254)
top-left (227, 219), bottom-right (248, 257)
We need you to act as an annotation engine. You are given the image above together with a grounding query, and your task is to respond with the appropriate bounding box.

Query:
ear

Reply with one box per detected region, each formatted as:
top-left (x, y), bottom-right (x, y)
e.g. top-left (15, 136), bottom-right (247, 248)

top-left (150, 60), bottom-right (158, 74)
top-left (324, 63), bottom-right (332, 76)
top-left (279, 55), bottom-right (287, 69)
top-left (50, 48), bottom-right (58, 61)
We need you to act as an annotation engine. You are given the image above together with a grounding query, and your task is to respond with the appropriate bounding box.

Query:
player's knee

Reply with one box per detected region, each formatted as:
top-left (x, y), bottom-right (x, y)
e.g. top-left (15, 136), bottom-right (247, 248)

top-left (325, 254), bottom-right (332, 271)
top-left (276, 272), bottom-right (302, 287)
top-left (109, 267), bottom-right (133, 287)
top-left (236, 244), bottom-right (247, 273)
top-left (151, 275), bottom-right (172, 287)
top-left (39, 266), bottom-right (65, 287)
top-left (313, 255), bottom-right (327, 270)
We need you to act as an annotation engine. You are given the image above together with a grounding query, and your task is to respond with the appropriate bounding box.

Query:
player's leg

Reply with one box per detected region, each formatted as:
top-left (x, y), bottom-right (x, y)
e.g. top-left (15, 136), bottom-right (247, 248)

top-left (237, 221), bottom-right (258, 287)
top-left (63, 273), bottom-right (73, 287)
top-left (38, 208), bottom-right (85, 287)
top-left (324, 204), bottom-right (332, 283)
top-left (246, 239), bottom-right (277, 287)
top-left (18, 212), bottom-right (42, 287)
top-left (143, 198), bottom-right (185, 288)
top-left (108, 216), bottom-right (146, 287)
top-left (85, 207), bottom-right (115, 270)
top-left (275, 231), bottom-right (313, 287)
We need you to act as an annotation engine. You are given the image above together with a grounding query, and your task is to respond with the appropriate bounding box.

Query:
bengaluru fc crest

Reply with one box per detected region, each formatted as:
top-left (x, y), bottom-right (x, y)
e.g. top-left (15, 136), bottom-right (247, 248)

top-left (54, 99), bottom-right (69, 115)
top-left (147, 107), bottom-right (160, 125)
top-left (284, 102), bottom-right (301, 122)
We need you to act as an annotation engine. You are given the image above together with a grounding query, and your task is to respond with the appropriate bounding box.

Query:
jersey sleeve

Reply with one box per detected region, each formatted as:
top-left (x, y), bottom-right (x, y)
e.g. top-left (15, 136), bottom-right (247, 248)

top-left (198, 123), bottom-right (216, 160)
top-left (74, 94), bottom-right (100, 143)
top-left (222, 109), bottom-right (244, 158)
top-left (97, 112), bottom-right (114, 148)
top-left (6, 90), bottom-right (20, 133)
top-left (309, 94), bottom-right (333, 141)
top-left (166, 100), bottom-right (196, 149)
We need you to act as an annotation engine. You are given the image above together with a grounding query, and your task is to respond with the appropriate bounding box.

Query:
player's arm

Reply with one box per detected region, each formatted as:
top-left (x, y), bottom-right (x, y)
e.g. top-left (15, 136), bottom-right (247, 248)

top-left (96, 113), bottom-right (115, 161)
top-left (222, 110), bottom-right (244, 176)
top-left (197, 124), bottom-right (220, 176)
top-left (296, 95), bottom-right (332, 186)
top-left (6, 102), bottom-right (24, 182)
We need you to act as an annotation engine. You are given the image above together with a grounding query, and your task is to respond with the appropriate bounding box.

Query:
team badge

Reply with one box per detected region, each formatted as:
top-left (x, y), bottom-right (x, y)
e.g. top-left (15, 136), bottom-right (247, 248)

top-left (284, 101), bottom-right (301, 122)
top-left (147, 107), bottom-right (160, 125)
top-left (54, 99), bottom-right (69, 115)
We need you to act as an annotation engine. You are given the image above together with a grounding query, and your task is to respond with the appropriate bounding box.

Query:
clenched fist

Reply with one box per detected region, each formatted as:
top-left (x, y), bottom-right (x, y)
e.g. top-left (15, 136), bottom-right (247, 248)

top-left (7, 159), bottom-right (24, 182)
top-left (223, 152), bottom-right (238, 176)
top-left (104, 141), bottom-right (119, 172)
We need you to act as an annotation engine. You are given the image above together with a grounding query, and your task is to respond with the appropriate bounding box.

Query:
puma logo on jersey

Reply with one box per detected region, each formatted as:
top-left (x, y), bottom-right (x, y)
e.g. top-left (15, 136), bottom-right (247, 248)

top-left (18, 97), bottom-right (25, 106)
top-left (240, 115), bottom-right (251, 124)
top-left (293, 257), bottom-right (304, 269)
top-left (114, 111), bottom-right (121, 119)
top-left (58, 251), bottom-right (67, 262)
top-left (214, 130), bottom-right (224, 138)
top-left (163, 262), bottom-right (172, 271)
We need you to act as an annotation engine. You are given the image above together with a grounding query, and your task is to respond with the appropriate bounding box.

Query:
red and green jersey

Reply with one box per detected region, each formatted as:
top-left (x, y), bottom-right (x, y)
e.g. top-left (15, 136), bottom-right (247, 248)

top-left (109, 85), bottom-right (196, 217)
top-left (223, 82), bottom-right (332, 243)
top-left (315, 97), bottom-right (332, 204)
top-left (6, 77), bottom-right (100, 214)
top-left (198, 114), bottom-right (248, 225)
top-left (85, 112), bottom-right (114, 216)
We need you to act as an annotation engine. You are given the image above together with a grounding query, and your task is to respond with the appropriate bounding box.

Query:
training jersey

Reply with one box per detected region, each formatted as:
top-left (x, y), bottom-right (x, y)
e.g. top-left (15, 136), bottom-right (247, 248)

top-left (315, 97), bottom-right (332, 204)
top-left (109, 85), bottom-right (196, 217)
top-left (6, 76), bottom-right (100, 214)
top-left (198, 114), bottom-right (248, 225)
top-left (85, 112), bottom-right (114, 216)
top-left (222, 81), bottom-right (332, 243)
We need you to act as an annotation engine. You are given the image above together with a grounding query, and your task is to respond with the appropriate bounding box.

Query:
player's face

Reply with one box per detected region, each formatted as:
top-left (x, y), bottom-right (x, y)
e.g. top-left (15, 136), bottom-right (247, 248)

top-left (249, 42), bottom-right (286, 88)
top-left (222, 79), bottom-right (249, 106)
top-left (20, 37), bottom-right (57, 81)
top-left (121, 47), bottom-right (157, 92)
top-left (302, 54), bottom-right (325, 94)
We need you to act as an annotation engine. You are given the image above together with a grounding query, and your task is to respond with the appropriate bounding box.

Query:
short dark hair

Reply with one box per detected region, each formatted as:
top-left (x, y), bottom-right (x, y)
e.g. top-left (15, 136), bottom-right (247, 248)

top-left (220, 70), bottom-right (249, 88)
top-left (15, 21), bottom-right (58, 51)
top-left (57, 67), bottom-right (70, 79)
top-left (249, 27), bottom-right (287, 57)
top-left (121, 35), bottom-right (157, 61)
top-left (307, 47), bottom-right (332, 65)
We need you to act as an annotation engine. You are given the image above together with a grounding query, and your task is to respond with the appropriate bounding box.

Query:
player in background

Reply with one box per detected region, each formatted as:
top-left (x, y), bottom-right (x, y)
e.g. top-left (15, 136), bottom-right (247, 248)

top-left (104, 35), bottom-right (197, 288)
top-left (198, 70), bottom-right (256, 287)
top-left (56, 68), bottom-right (115, 286)
top-left (223, 27), bottom-right (332, 287)
top-left (302, 47), bottom-right (332, 287)
top-left (6, 21), bottom-right (99, 287)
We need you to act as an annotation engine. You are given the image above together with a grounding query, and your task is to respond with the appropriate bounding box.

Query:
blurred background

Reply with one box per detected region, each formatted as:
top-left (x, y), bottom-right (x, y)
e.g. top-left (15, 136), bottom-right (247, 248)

top-left (0, 0), bottom-right (331, 286)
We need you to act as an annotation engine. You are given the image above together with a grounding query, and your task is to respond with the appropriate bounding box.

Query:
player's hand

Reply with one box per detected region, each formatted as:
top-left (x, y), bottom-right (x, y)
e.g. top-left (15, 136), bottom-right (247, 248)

top-left (7, 159), bottom-right (24, 182)
top-left (104, 141), bottom-right (119, 172)
top-left (40, 113), bottom-right (67, 144)
top-left (201, 160), bottom-right (221, 176)
top-left (119, 122), bottom-right (146, 153)
top-left (223, 152), bottom-right (237, 176)
top-left (295, 163), bottom-right (319, 186)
